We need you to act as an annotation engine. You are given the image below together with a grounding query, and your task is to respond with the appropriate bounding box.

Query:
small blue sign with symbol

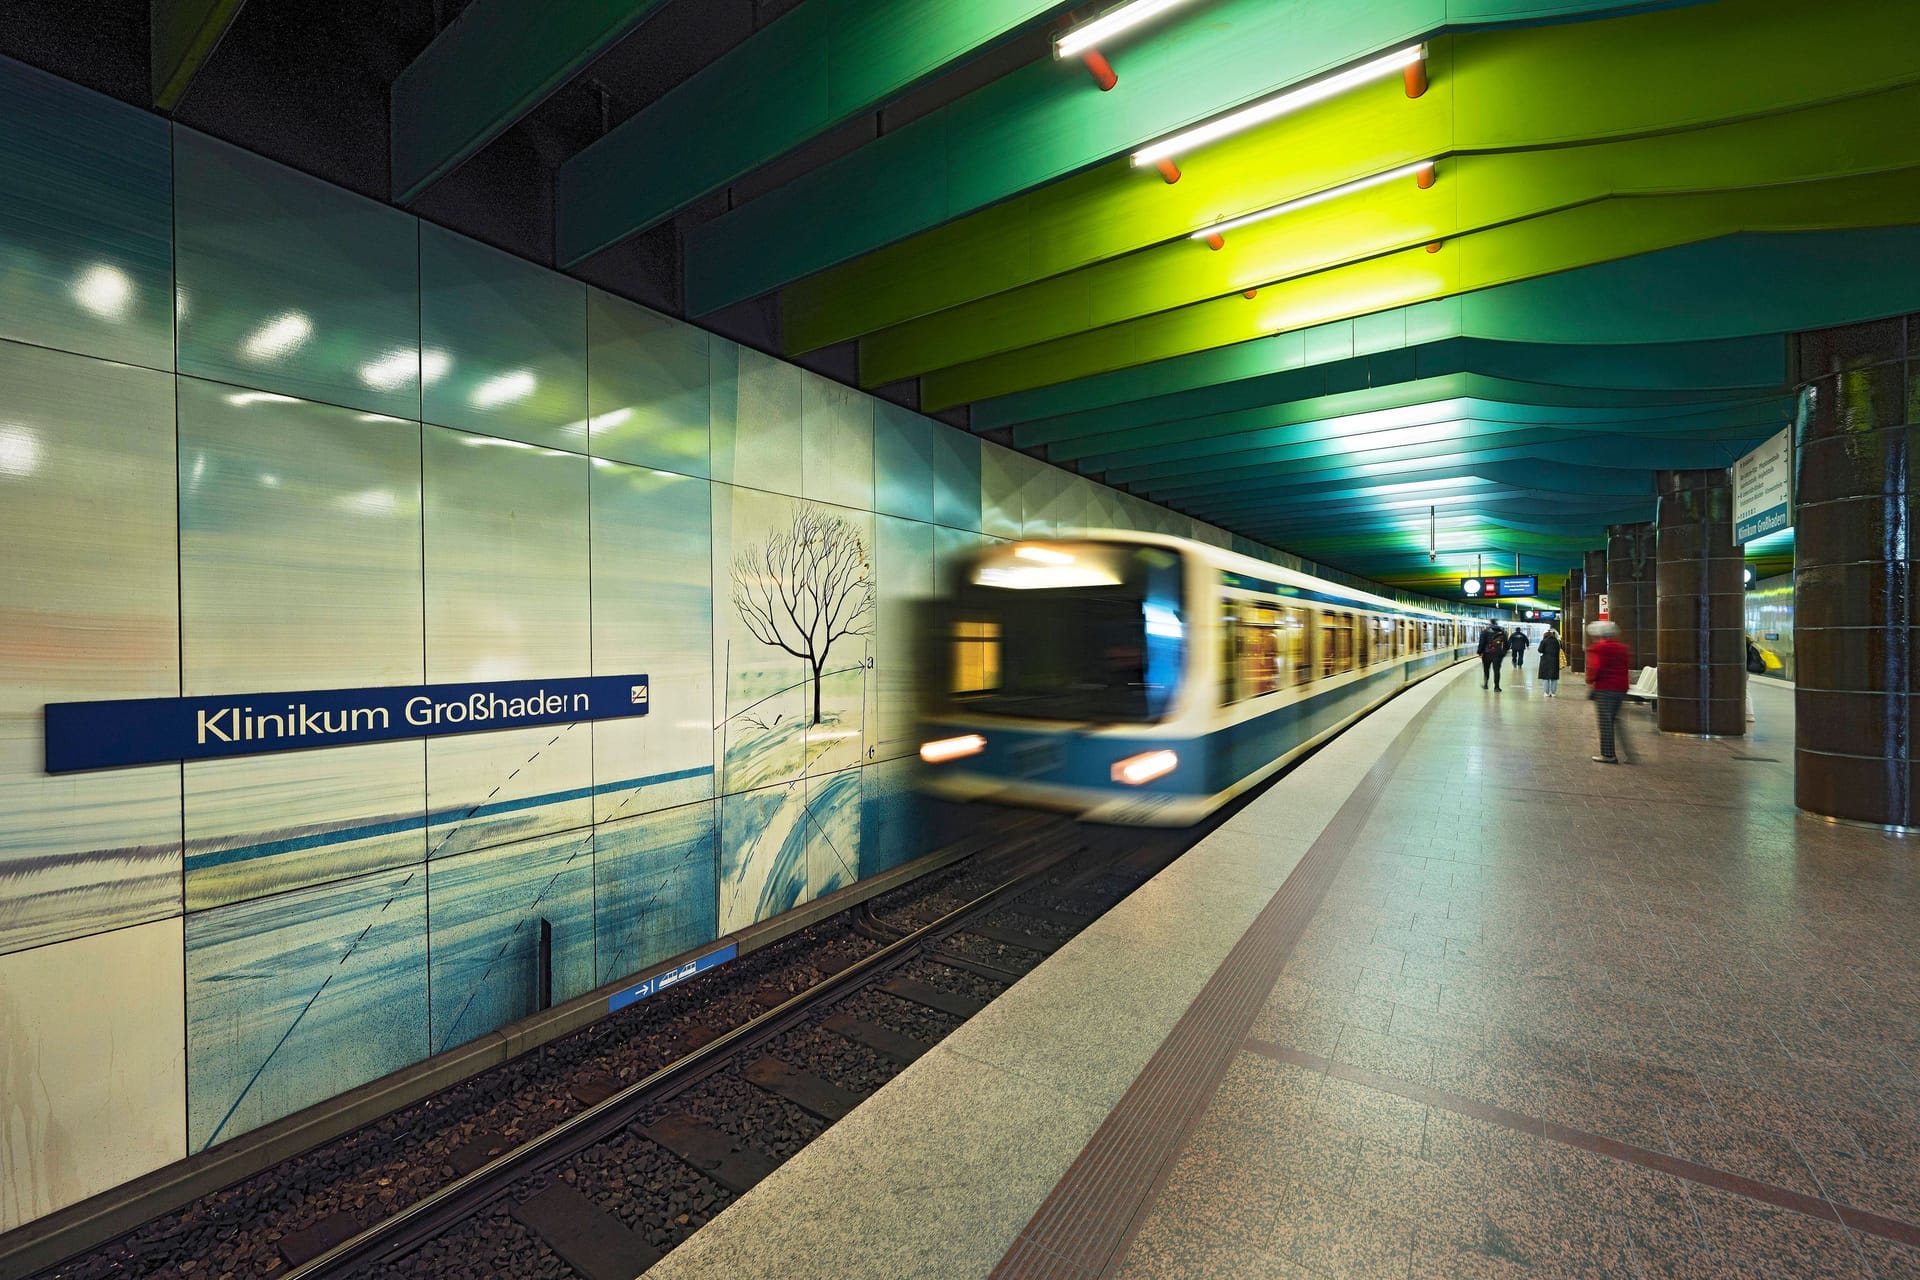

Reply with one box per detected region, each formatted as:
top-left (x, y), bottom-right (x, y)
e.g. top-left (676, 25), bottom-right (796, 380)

top-left (608, 944), bottom-right (738, 1012)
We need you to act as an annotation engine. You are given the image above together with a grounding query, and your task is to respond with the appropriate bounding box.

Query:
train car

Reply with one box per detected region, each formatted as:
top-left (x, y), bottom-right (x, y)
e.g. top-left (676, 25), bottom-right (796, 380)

top-left (917, 532), bottom-right (1476, 825)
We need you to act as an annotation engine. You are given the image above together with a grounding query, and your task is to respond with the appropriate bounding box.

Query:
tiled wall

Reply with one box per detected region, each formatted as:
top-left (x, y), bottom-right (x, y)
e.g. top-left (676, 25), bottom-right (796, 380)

top-left (0, 56), bottom-right (1306, 1232)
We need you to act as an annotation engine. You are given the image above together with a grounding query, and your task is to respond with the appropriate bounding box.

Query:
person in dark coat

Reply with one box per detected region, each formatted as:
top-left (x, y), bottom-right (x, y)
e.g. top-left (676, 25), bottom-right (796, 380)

top-left (1507, 627), bottom-right (1530, 670)
top-left (1477, 623), bottom-right (1507, 691)
top-left (1536, 628), bottom-right (1562, 697)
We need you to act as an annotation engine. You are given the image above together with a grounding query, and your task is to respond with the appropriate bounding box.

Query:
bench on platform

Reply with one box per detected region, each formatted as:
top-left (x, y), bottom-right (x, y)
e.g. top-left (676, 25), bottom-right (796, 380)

top-left (1624, 666), bottom-right (1659, 705)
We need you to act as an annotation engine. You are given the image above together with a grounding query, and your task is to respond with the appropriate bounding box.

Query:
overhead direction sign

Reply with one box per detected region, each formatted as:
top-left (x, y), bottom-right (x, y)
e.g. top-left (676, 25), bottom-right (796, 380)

top-left (1733, 427), bottom-right (1792, 543)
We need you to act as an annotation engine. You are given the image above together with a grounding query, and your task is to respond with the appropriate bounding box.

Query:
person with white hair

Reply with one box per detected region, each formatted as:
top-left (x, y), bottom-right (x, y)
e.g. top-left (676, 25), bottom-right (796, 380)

top-left (1584, 619), bottom-right (1633, 763)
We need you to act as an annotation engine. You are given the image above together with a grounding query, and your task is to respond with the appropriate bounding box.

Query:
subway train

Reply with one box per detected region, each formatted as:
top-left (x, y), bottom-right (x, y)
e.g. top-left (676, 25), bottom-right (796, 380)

top-left (917, 532), bottom-right (1474, 825)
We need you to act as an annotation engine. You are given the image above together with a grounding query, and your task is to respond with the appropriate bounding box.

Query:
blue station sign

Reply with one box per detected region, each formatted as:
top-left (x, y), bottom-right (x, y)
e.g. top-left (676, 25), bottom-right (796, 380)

top-left (45, 673), bottom-right (649, 772)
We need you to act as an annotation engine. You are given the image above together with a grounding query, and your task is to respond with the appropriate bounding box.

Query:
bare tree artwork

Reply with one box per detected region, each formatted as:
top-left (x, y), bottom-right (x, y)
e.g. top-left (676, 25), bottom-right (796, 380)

top-left (731, 507), bottom-right (875, 726)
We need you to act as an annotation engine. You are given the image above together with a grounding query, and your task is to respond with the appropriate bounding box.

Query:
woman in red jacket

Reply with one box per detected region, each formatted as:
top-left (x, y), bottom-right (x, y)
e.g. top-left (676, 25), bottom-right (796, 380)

top-left (1585, 620), bottom-right (1633, 763)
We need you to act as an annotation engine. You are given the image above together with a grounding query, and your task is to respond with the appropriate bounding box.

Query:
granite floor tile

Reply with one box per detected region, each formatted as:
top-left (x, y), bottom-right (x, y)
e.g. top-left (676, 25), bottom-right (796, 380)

top-left (1683, 1185), bottom-right (1877, 1280)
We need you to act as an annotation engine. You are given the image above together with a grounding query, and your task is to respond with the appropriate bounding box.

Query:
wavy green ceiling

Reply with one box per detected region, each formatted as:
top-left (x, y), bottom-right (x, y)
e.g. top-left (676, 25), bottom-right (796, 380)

top-left (472, 0), bottom-right (1909, 598)
top-left (789, 0), bottom-right (1920, 355)
top-left (678, 0), bottom-right (1689, 311)
top-left (557, 0), bottom-right (1063, 263)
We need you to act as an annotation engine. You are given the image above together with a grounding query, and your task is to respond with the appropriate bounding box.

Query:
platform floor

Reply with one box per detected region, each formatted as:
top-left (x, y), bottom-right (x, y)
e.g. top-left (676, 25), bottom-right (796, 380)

top-left (644, 662), bottom-right (1920, 1279)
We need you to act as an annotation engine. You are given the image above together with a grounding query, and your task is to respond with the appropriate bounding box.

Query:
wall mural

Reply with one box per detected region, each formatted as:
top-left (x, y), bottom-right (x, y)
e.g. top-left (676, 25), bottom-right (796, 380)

top-left (715, 490), bottom-right (874, 935)
top-left (0, 54), bottom-right (1361, 1234)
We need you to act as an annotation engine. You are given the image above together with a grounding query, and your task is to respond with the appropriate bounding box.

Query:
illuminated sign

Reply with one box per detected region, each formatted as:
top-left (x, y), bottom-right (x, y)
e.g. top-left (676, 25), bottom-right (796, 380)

top-left (45, 674), bottom-right (650, 772)
top-left (1460, 575), bottom-right (1537, 599)
top-left (1733, 427), bottom-right (1791, 543)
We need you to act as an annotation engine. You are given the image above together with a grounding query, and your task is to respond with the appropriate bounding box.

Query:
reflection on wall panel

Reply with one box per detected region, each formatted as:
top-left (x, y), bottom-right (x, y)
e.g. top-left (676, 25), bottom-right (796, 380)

top-left (0, 339), bottom-right (181, 956)
top-left (175, 130), bottom-right (420, 419)
top-left (587, 288), bottom-right (711, 477)
top-left (591, 461), bottom-right (715, 823)
top-left (421, 222), bottom-right (589, 450)
top-left (178, 378), bottom-right (425, 694)
top-left (0, 58), bottom-right (172, 371)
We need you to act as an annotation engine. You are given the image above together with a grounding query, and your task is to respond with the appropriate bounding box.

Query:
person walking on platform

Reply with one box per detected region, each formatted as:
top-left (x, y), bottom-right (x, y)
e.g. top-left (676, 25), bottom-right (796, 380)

top-left (1507, 626), bottom-right (1530, 672)
top-left (1537, 627), bottom-right (1562, 697)
top-left (1585, 620), bottom-right (1632, 763)
top-left (1477, 622), bottom-right (1507, 691)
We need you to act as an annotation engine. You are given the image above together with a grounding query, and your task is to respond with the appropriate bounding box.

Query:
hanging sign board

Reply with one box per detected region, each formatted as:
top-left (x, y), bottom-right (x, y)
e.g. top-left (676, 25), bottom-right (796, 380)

top-left (1460, 575), bottom-right (1537, 599)
top-left (1733, 427), bottom-right (1792, 543)
top-left (44, 674), bottom-right (649, 773)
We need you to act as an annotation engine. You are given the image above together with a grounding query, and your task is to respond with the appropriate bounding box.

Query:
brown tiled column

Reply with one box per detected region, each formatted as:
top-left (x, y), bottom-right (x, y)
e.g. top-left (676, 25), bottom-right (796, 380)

top-left (1794, 315), bottom-right (1917, 825)
top-left (1656, 469), bottom-right (1745, 735)
top-left (1563, 568), bottom-right (1585, 673)
top-left (1582, 548), bottom-right (1608, 651)
top-left (1607, 521), bottom-right (1658, 673)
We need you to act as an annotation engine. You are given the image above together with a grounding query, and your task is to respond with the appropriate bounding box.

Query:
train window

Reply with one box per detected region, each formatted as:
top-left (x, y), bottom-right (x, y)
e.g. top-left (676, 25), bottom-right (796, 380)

top-left (1285, 607), bottom-right (1310, 685)
top-left (1319, 611), bottom-right (1355, 676)
top-left (951, 619), bottom-right (1001, 693)
top-left (1421, 621), bottom-right (1433, 651)
top-left (1237, 604), bottom-right (1281, 699)
top-left (1357, 614), bottom-right (1371, 667)
top-left (1220, 603), bottom-right (1240, 704)
top-left (1223, 601), bottom-right (1291, 701)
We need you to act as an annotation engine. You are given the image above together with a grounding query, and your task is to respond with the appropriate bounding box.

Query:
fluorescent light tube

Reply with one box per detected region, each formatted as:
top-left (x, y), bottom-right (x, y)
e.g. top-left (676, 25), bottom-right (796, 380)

top-left (1056, 0), bottom-right (1199, 59)
top-left (1192, 160), bottom-right (1435, 239)
top-left (1134, 44), bottom-right (1425, 166)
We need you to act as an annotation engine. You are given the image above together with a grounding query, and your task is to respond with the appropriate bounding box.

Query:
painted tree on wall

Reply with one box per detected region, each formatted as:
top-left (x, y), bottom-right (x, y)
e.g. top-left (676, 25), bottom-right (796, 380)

top-left (731, 507), bottom-right (875, 725)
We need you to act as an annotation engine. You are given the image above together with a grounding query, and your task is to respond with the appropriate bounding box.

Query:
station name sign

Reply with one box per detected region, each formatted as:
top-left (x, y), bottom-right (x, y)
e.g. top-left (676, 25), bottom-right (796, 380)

top-left (45, 674), bottom-right (649, 773)
top-left (1460, 575), bottom-right (1536, 599)
top-left (1733, 427), bottom-right (1792, 544)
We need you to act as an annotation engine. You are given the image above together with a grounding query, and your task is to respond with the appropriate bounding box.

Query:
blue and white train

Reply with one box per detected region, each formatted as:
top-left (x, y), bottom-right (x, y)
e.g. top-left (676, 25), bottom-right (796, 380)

top-left (917, 532), bottom-right (1474, 825)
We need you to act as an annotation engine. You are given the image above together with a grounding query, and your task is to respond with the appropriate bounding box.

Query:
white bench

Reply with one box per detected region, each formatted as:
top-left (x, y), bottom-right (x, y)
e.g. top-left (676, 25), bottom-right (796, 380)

top-left (1624, 666), bottom-right (1659, 705)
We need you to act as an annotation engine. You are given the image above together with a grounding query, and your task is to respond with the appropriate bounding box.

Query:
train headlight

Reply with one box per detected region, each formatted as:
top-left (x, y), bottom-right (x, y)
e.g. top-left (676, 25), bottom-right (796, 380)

top-left (920, 734), bottom-right (986, 763)
top-left (1112, 749), bottom-right (1178, 785)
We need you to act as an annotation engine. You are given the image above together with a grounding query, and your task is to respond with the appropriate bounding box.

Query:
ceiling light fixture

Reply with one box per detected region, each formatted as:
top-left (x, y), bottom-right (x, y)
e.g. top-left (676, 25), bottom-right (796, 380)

top-left (1192, 160), bottom-right (1435, 241)
top-left (1133, 43), bottom-right (1426, 167)
top-left (1056, 0), bottom-right (1200, 59)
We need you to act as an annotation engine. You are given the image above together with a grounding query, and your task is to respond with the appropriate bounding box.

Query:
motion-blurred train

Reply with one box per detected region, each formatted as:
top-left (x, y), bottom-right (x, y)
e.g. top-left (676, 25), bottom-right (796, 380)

top-left (917, 532), bottom-right (1473, 825)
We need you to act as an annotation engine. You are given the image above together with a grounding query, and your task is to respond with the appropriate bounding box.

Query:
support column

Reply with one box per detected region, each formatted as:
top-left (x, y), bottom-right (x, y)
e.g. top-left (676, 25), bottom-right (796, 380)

top-left (1656, 469), bottom-right (1745, 735)
top-left (1582, 548), bottom-right (1609, 650)
top-left (1607, 521), bottom-right (1657, 672)
top-left (1794, 314), bottom-right (1917, 825)
top-left (1564, 568), bottom-right (1584, 673)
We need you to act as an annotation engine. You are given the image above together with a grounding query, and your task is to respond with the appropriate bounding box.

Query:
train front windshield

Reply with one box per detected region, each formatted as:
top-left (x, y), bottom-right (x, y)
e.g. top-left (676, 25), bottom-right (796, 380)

top-left (946, 542), bottom-right (1183, 723)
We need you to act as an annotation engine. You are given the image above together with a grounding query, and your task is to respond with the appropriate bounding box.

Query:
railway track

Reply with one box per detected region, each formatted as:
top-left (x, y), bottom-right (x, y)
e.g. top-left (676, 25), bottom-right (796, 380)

top-left (278, 822), bottom-right (1194, 1279)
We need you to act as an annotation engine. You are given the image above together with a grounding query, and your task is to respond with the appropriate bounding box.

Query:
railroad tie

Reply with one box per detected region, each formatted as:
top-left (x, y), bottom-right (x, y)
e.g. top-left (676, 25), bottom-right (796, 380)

top-left (879, 975), bottom-right (988, 1019)
top-left (966, 920), bottom-right (1061, 954)
top-left (822, 1013), bottom-right (934, 1064)
top-left (511, 1184), bottom-right (661, 1280)
top-left (638, 1114), bottom-right (780, 1194)
top-left (740, 1056), bottom-right (869, 1121)
top-left (277, 1211), bottom-right (361, 1268)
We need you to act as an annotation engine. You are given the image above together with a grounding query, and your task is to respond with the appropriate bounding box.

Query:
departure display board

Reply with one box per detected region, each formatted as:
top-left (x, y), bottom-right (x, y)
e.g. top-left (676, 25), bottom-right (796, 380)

top-left (1460, 576), bottom-right (1537, 599)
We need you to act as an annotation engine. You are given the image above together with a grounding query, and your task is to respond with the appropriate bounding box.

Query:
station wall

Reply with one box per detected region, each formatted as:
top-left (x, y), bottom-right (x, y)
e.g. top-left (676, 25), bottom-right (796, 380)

top-left (0, 55), bottom-right (1304, 1232)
